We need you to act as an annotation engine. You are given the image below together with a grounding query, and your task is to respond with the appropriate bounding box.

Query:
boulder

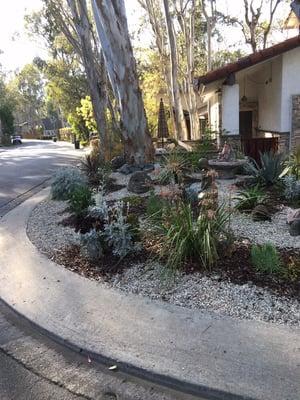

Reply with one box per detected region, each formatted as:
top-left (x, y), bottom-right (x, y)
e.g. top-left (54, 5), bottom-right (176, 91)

top-left (118, 164), bottom-right (140, 175)
top-left (111, 155), bottom-right (126, 170)
top-left (127, 171), bottom-right (152, 194)
top-left (142, 163), bottom-right (155, 172)
top-left (185, 182), bottom-right (202, 203)
top-left (118, 163), bottom-right (155, 175)
top-left (198, 157), bottom-right (209, 170)
top-left (251, 204), bottom-right (271, 222)
top-left (287, 208), bottom-right (300, 225)
top-left (289, 220), bottom-right (300, 236)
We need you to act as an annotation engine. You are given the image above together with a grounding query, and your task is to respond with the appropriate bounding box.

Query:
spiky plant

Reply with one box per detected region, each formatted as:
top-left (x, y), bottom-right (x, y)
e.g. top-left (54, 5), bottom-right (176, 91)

top-left (234, 185), bottom-right (267, 212)
top-left (245, 151), bottom-right (287, 186)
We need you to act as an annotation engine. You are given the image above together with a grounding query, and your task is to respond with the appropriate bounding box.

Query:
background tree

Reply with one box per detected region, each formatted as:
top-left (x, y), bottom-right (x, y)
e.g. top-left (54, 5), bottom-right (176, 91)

top-left (234, 0), bottom-right (288, 52)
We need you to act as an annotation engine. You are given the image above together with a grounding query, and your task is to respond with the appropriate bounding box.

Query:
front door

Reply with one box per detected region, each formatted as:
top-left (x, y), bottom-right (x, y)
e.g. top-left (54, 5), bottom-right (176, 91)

top-left (239, 111), bottom-right (252, 139)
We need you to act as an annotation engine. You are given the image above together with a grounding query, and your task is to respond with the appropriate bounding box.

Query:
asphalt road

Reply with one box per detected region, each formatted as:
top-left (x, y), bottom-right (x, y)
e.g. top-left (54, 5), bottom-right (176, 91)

top-left (0, 303), bottom-right (199, 400)
top-left (0, 139), bottom-right (84, 208)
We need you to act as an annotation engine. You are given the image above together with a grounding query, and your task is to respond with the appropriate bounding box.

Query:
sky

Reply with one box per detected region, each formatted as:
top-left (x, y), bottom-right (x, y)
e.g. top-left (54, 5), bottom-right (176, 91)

top-left (0, 0), bottom-right (294, 74)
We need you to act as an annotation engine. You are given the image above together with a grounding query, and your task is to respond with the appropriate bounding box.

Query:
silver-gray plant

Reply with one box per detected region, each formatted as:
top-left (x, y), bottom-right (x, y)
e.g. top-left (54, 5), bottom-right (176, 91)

top-left (51, 167), bottom-right (87, 200)
top-left (104, 201), bottom-right (133, 258)
top-left (80, 229), bottom-right (103, 262)
top-left (282, 175), bottom-right (300, 200)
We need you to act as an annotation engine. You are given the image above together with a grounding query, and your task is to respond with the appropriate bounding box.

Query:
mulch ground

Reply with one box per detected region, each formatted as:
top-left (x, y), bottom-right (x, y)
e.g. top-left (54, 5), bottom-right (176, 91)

top-left (55, 192), bottom-right (300, 301)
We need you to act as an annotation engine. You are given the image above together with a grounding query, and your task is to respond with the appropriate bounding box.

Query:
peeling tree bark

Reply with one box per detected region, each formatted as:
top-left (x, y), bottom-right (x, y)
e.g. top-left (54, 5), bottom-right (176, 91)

top-left (67, 0), bottom-right (108, 157)
top-left (163, 0), bottom-right (189, 141)
top-left (92, 0), bottom-right (154, 165)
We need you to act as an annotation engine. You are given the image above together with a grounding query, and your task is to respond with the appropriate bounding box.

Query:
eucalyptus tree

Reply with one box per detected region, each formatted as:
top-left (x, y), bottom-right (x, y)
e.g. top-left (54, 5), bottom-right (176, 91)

top-left (92, 0), bottom-right (154, 164)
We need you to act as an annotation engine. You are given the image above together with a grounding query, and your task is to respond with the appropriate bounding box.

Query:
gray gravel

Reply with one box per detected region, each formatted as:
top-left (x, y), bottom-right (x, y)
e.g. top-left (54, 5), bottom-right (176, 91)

top-left (27, 199), bottom-right (79, 257)
top-left (27, 197), bottom-right (300, 327)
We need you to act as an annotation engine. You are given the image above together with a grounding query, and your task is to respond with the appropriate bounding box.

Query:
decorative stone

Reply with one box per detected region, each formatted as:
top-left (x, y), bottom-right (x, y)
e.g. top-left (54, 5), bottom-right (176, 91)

top-left (198, 158), bottom-right (209, 170)
top-left (118, 164), bottom-right (140, 175)
top-left (289, 220), bottom-right (300, 236)
top-left (251, 204), bottom-right (271, 222)
top-left (142, 163), bottom-right (155, 172)
top-left (118, 163), bottom-right (155, 175)
top-left (287, 208), bottom-right (300, 225)
top-left (185, 183), bottom-right (202, 203)
top-left (127, 171), bottom-right (152, 194)
top-left (111, 155), bottom-right (126, 170)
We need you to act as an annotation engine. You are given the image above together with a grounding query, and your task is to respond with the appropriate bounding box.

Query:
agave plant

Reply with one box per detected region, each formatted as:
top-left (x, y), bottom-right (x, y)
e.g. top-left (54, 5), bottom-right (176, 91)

top-left (245, 151), bottom-right (287, 186)
top-left (234, 185), bottom-right (267, 212)
top-left (159, 149), bottom-right (189, 184)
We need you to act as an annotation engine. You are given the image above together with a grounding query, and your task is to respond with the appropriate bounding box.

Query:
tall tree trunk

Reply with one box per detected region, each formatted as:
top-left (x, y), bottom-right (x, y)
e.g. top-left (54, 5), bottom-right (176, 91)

top-left (92, 0), bottom-right (154, 165)
top-left (67, 0), bottom-right (108, 157)
top-left (163, 0), bottom-right (188, 141)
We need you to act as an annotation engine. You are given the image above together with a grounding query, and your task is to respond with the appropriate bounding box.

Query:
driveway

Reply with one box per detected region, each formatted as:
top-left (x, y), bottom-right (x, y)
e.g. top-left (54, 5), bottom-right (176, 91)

top-left (0, 139), bottom-right (84, 208)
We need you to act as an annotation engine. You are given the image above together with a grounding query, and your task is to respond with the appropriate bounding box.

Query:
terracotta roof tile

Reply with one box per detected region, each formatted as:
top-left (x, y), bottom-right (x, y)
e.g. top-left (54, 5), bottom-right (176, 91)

top-left (197, 35), bottom-right (300, 88)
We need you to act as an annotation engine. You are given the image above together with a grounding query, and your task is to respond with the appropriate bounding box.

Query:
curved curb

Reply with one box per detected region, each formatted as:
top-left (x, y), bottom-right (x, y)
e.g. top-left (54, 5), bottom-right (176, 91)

top-left (0, 188), bottom-right (299, 400)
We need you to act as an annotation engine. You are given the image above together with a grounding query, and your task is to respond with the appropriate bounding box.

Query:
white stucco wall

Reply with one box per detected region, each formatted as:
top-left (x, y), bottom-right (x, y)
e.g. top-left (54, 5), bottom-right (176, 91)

top-left (209, 94), bottom-right (220, 133)
top-left (257, 56), bottom-right (282, 132)
top-left (281, 48), bottom-right (300, 132)
top-left (222, 84), bottom-right (239, 135)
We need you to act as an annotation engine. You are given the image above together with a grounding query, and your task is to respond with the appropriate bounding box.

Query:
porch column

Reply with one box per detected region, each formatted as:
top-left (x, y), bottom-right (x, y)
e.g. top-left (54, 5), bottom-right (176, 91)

top-left (222, 84), bottom-right (239, 135)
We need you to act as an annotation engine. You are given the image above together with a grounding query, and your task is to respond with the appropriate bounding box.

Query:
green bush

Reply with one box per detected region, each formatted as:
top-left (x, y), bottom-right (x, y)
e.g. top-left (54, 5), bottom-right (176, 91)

top-left (245, 151), bottom-right (287, 186)
top-left (51, 167), bottom-right (88, 201)
top-left (68, 186), bottom-right (95, 217)
top-left (122, 196), bottom-right (144, 208)
top-left (251, 243), bottom-right (282, 275)
top-left (146, 192), bottom-right (167, 221)
top-left (156, 202), bottom-right (229, 271)
top-left (234, 185), bottom-right (267, 212)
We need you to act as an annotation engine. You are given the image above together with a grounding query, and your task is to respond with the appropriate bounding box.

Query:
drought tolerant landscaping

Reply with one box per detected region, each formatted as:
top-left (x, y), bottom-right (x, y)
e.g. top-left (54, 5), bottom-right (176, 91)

top-left (27, 143), bottom-right (300, 326)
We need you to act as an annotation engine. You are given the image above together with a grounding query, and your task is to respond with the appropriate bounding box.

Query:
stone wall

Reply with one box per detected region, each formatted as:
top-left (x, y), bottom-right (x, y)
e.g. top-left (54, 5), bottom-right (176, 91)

top-left (291, 95), bottom-right (300, 151)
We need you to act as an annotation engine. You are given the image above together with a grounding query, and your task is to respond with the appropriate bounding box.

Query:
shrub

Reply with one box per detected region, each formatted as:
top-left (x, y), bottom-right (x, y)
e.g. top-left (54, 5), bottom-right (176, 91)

top-left (234, 185), bottom-right (267, 212)
top-left (51, 167), bottom-right (88, 200)
top-left (80, 229), bottom-right (103, 262)
top-left (104, 201), bottom-right (133, 258)
top-left (245, 151), bottom-right (287, 186)
top-left (146, 192), bottom-right (167, 221)
top-left (122, 196), bottom-right (144, 208)
top-left (250, 243), bottom-right (282, 275)
top-left (286, 146), bottom-right (300, 180)
top-left (282, 175), bottom-right (300, 202)
top-left (156, 202), bottom-right (229, 271)
top-left (81, 153), bottom-right (111, 186)
top-left (68, 186), bottom-right (95, 217)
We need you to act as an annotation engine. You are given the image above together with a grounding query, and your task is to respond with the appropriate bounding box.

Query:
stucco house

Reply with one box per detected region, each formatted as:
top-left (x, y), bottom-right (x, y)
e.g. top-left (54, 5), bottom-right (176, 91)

top-left (196, 35), bottom-right (300, 160)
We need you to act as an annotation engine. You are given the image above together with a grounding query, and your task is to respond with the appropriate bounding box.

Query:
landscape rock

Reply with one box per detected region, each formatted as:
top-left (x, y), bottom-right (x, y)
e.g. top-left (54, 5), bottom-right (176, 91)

top-left (118, 164), bottom-right (140, 175)
top-left (127, 171), bottom-right (152, 194)
top-left (111, 155), bottom-right (126, 170)
top-left (198, 157), bottom-right (209, 170)
top-left (289, 220), bottom-right (300, 236)
top-left (287, 208), bottom-right (300, 225)
top-left (185, 183), bottom-right (202, 203)
top-left (118, 163), bottom-right (155, 175)
top-left (251, 204), bottom-right (272, 222)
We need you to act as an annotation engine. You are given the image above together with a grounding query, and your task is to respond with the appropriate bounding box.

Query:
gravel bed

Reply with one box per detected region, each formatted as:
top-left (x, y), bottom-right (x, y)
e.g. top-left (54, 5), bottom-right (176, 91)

top-left (27, 199), bottom-right (79, 257)
top-left (217, 178), bottom-right (300, 249)
top-left (230, 208), bottom-right (300, 249)
top-left (27, 197), bottom-right (300, 326)
top-left (110, 262), bottom-right (300, 326)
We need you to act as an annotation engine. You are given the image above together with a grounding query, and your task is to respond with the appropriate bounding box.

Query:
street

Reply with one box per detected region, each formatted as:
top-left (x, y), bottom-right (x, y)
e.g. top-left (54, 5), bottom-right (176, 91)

top-left (0, 139), bottom-right (84, 209)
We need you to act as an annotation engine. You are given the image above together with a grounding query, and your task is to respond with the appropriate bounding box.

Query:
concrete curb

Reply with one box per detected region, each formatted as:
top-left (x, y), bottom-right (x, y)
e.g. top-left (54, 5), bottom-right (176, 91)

top-left (0, 189), bottom-right (299, 400)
